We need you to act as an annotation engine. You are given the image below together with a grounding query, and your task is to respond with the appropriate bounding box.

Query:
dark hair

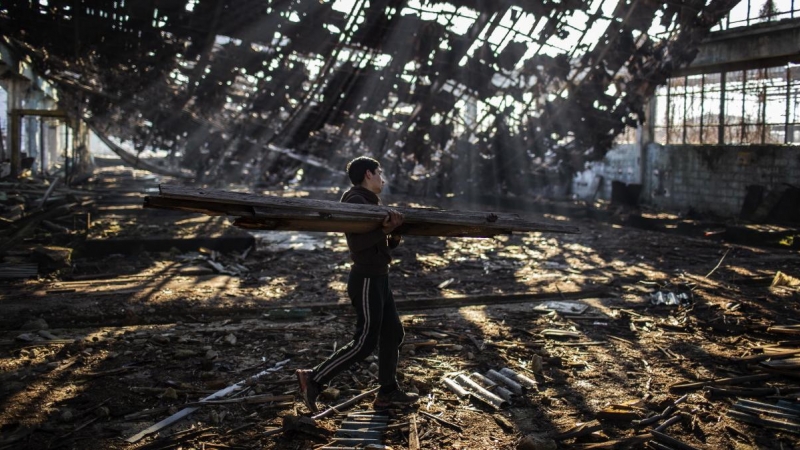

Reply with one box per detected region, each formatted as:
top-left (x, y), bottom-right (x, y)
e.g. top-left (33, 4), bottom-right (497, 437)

top-left (346, 156), bottom-right (380, 185)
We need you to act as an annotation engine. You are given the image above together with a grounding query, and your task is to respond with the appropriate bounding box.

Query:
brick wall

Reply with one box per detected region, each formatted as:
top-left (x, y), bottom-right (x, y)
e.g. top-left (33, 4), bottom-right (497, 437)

top-left (573, 143), bottom-right (800, 217)
top-left (644, 144), bottom-right (800, 216)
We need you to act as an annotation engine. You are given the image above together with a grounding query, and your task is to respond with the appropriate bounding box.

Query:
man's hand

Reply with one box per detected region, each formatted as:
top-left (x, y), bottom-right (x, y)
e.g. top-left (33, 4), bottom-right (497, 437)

top-left (382, 209), bottom-right (404, 234)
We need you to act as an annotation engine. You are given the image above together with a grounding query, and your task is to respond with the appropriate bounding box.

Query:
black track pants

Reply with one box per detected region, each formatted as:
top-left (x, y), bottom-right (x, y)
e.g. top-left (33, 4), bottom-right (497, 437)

top-left (312, 272), bottom-right (404, 389)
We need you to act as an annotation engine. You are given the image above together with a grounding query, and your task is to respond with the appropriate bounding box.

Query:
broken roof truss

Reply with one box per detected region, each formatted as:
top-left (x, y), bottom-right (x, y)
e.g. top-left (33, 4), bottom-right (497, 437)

top-left (1, 0), bottom-right (738, 190)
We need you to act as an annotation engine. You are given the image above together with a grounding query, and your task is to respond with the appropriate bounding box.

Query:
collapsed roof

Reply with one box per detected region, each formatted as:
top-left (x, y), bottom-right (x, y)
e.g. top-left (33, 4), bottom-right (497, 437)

top-left (0, 0), bottom-right (738, 194)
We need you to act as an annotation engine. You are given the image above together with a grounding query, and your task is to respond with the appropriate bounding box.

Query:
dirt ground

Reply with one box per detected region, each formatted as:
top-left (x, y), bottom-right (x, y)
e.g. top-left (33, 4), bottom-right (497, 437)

top-left (1, 168), bottom-right (800, 450)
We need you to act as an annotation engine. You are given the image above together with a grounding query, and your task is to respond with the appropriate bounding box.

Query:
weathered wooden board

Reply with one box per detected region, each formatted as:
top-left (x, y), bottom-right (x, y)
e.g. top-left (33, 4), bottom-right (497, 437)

top-left (144, 184), bottom-right (580, 237)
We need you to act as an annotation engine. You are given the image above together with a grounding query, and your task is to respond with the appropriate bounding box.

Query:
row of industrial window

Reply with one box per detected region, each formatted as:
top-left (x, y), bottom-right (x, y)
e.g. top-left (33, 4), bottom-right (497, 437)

top-left (646, 64), bottom-right (800, 146)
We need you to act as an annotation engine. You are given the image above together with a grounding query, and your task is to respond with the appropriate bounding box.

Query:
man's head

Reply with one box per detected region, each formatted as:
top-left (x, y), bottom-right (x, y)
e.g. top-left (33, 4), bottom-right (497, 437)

top-left (346, 156), bottom-right (384, 194)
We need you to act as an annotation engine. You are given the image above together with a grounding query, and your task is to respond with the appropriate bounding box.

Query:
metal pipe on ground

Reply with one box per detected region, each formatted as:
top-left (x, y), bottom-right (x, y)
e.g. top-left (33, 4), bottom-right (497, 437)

top-left (471, 372), bottom-right (514, 402)
top-left (443, 378), bottom-right (470, 398)
top-left (486, 369), bottom-right (525, 395)
top-left (455, 374), bottom-right (508, 408)
top-left (470, 372), bottom-right (497, 388)
top-left (500, 367), bottom-right (538, 390)
top-left (492, 385), bottom-right (514, 402)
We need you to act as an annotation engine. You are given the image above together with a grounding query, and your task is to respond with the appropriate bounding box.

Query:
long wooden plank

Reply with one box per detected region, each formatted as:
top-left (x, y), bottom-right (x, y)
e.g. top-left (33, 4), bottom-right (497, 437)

top-left (234, 217), bottom-right (513, 237)
top-left (154, 184), bottom-right (580, 235)
top-left (147, 196), bottom-right (511, 236)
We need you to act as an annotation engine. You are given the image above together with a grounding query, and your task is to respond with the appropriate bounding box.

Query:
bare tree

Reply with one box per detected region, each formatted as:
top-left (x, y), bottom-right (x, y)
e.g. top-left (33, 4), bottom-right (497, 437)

top-left (760, 0), bottom-right (778, 22)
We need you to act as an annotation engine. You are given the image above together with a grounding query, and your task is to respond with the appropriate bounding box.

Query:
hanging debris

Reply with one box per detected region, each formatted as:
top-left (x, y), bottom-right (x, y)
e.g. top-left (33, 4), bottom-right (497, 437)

top-left (1, 0), bottom-right (739, 193)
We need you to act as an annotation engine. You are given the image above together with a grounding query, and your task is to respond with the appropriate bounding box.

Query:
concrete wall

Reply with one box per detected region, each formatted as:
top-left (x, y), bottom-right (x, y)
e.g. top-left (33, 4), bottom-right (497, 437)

top-left (643, 144), bottom-right (800, 216)
top-left (572, 144), bottom-right (641, 201)
top-left (573, 141), bottom-right (800, 218)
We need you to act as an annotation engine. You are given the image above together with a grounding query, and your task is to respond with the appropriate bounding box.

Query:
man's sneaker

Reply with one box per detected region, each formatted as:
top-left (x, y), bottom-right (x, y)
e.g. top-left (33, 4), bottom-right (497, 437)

top-left (296, 369), bottom-right (320, 413)
top-left (373, 389), bottom-right (419, 409)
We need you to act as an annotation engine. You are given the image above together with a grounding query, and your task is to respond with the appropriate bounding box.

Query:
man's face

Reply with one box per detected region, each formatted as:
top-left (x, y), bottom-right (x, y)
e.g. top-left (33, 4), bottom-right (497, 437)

top-left (365, 167), bottom-right (385, 194)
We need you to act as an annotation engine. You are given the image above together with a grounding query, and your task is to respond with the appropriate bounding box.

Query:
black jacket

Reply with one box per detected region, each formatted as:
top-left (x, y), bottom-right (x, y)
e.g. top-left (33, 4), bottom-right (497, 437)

top-left (341, 186), bottom-right (400, 276)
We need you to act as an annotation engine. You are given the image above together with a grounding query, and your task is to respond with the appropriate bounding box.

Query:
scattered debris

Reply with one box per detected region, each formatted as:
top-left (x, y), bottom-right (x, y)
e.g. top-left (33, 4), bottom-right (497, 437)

top-left (517, 432), bottom-right (557, 450)
top-left (532, 301), bottom-right (588, 315)
top-left (125, 359), bottom-right (290, 443)
top-left (649, 291), bottom-right (691, 306)
top-left (727, 399), bottom-right (800, 435)
top-left (771, 271), bottom-right (800, 288)
top-left (454, 373), bottom-right (508, 409)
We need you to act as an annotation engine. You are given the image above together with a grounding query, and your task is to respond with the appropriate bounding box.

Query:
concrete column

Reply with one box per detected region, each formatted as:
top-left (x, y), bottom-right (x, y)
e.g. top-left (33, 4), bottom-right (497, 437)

top-left (70, 117), bottom-right (94, 184)
top-left (0, 86), bottom-right (6, 163)
top-left (40, 98), bottom-right (59, 174)
top-left (2, 77), bottom-right (30, 178)
top-left (24, 90), bottom-right (45, 175)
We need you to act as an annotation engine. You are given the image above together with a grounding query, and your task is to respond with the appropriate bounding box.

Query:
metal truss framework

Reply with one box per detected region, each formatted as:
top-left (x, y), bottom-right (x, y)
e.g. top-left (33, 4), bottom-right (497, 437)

top-left (1, 0), bottom-right (739, 194)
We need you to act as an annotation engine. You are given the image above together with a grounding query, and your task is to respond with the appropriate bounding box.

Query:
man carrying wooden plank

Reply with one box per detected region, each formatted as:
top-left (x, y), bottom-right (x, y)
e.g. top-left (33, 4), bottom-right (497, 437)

top-left (296, 156), bottom-right (419, 412)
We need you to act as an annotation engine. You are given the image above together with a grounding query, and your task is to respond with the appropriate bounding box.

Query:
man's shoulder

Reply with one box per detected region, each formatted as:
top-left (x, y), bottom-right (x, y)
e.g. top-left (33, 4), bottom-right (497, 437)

top-left (341, 188), bottom-right (376, 204)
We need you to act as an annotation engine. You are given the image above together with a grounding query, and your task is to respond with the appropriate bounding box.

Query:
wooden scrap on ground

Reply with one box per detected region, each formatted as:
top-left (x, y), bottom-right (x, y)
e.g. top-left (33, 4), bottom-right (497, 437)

top-left (596, 402), bottom-right (646, 421)
top-left (419, 411), bottom-right (463, 433)
top-left (408, 414), bottom-right (420, 450)
top-left (633, 394), bottom-right (688, 427)
top-left (732, 348), bottom-right (800, 363)
top-left (107, 288), bottom-right (610, 318)
top-left (704, 385), bottom-right (800, 398)
top-left (0, 263), bottom-right (38, 279)
top-left (145, 184), bottom-right (580, 238)
top-left (265, 388), bottom-right (381, 440)
top-left (771, 271), bottom-right (800, 288)
top-left (669, 373), bottom-right (772, 393)
top-left (760, 357), bottom-right (800, 370)
top-left (186, 394), bottom-right (294, 406)
top-left (572, 434), bottom-right (651, 449)
top-left (553, 420), bottom-right (602, 441)
top-left (767, 325), bottom-right (800, 336)
top-left (650, 429), bottom-right (701, 450)
top-left (125, 359), bottom-right (290, 443)
top-left (727, 399), bottom-right (800, 435)
top-left (727, 410), bottom-right (800, 435)
top-left (653, 414), bottom-right (684, 432)
top-left (0, 203), bottom-right (77, 255)
top-left (311, 387), bottom-right (380, 421)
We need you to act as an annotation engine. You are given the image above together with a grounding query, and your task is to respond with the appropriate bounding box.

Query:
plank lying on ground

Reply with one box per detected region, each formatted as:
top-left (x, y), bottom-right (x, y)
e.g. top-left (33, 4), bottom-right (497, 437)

top-left (125, 359), bottom-right (290, 443)
top-left (704, 386), bottom-right (800, 398)
top-left (732, 348), bottom-right (800, 362)
top-left (0, 203), bottom-right (77, 254)
top-left (186, 288), bottom-right (609, 317)
top-left (669, 374), bottom-right (773, 393)
top-left (727, 410), bottom-right (800, 435)
top-left (0, 263), bottom-right (38, 279)
top-left (768, 325), bottom-right (800, 336)
top-left (145, 185), bottom-right (580, 238)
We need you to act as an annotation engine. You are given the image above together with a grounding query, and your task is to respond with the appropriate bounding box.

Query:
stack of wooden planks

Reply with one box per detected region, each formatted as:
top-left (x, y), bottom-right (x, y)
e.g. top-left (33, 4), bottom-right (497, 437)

top-left (145, 185), bottom-right (580, 238)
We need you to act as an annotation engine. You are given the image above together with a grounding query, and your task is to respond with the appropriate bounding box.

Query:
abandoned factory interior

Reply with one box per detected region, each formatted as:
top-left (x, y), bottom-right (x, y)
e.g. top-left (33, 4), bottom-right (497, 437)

top-left (2, 0), bottom-right (800, 448)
